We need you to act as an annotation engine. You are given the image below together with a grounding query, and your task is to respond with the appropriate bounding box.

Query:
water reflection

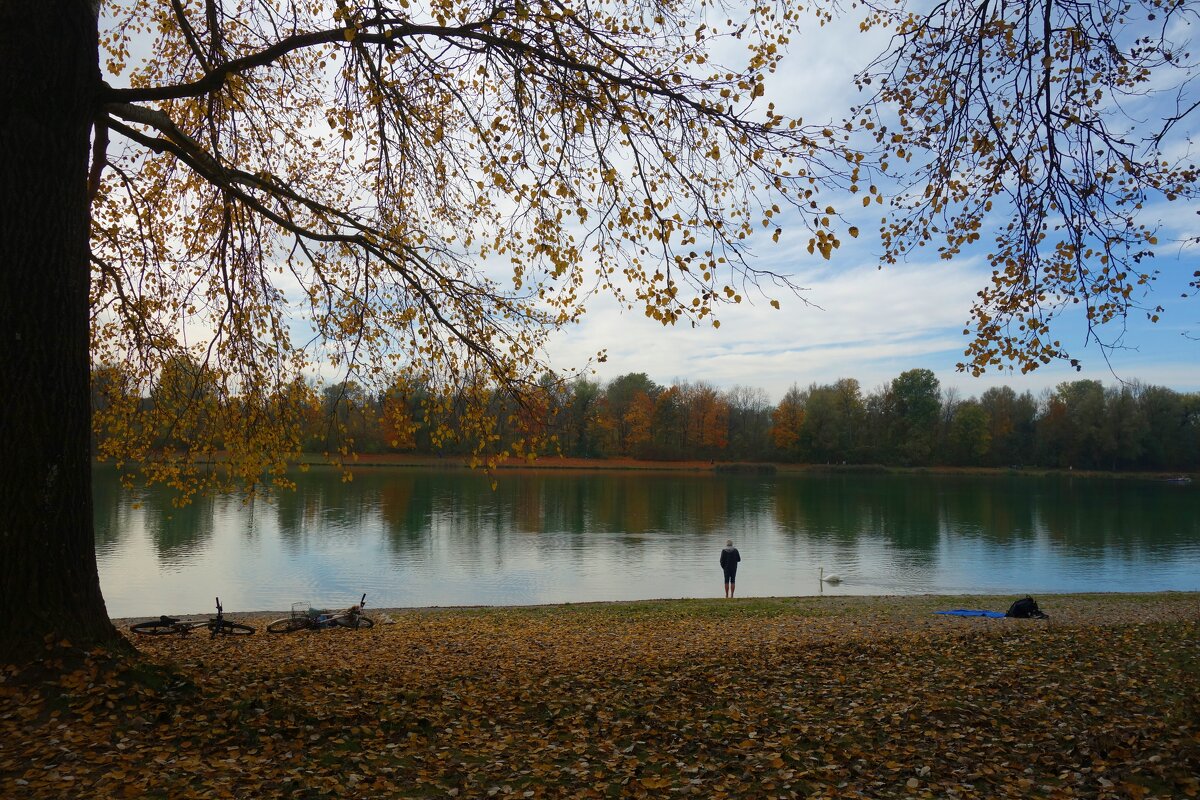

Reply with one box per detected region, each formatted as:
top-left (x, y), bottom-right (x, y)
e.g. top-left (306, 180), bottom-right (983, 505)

top-left (93, 467), bottom-right (1200, 617)
top-left (93, 474), bottom-right (216, 566)
top-left (92, 470), bottom-right (126, 557)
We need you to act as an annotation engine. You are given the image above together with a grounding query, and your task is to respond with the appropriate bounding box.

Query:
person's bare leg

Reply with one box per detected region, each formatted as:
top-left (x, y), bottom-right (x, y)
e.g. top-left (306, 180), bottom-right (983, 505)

top-left (729, 581), bottom-right (735, 598)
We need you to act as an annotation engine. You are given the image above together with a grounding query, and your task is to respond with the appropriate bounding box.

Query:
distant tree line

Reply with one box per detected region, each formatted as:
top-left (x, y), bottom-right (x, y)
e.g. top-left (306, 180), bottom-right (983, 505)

top-left (93, 364), bottom-right (1199, 472)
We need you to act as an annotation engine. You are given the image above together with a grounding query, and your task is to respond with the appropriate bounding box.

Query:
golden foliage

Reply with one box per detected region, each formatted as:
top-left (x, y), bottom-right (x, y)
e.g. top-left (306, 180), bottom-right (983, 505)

top-left (90, 0), bottom-right (858, 493)
top-left (855, 0), bottom-right (1198, 374)
top-left (2, 595), bottom-right (1198, 797)
top-left (771, 388), bottom-right (805, 453)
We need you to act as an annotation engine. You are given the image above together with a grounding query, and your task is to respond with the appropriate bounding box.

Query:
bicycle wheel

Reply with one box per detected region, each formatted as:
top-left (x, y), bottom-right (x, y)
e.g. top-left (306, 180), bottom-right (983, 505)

top-left (336, 615), bottom-right (375, 629)
top-left (210, 620), bottom-right (256, 636)
top-left (266, 617), bottom-right (310, 633)
top-left (129, 620), bottom-right (181, 636)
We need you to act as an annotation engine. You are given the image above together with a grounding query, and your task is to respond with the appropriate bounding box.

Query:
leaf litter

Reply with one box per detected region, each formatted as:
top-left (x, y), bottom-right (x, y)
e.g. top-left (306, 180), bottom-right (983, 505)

top-left (1, 594), bottom-right (1198, 799)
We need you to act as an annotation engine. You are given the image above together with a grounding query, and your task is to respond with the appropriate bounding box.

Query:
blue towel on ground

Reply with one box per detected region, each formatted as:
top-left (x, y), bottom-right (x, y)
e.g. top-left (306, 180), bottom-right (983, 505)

top-left (934, 609), bottom-right (1007, 618)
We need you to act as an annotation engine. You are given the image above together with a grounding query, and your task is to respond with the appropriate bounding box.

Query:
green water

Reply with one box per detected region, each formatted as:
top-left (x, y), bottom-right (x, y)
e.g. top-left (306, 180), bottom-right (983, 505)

top-left (94, 467), bottom-right (1200, 617)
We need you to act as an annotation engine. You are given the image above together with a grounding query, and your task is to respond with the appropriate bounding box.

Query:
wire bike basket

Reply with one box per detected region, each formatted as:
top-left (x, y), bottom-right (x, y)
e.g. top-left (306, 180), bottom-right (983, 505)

top-left (292, 602), bottom-right (336, 627)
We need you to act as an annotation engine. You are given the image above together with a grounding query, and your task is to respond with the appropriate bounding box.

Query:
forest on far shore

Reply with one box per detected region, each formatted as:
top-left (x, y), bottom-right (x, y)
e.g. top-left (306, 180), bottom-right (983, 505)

top-left (93, 364), bottom-right (1200, 473)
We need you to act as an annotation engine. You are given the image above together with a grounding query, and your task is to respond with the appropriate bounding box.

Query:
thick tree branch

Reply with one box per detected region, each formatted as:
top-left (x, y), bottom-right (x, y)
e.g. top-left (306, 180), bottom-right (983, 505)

top-left (103, 110), bottom-right (534, 377)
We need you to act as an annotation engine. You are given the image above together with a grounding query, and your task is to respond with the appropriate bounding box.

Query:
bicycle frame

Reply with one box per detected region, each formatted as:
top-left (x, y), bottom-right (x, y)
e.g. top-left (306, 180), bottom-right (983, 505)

top-left (267, 593), bottom-right (373, 633)
top-left (130, 597), bottom-right (256, 637)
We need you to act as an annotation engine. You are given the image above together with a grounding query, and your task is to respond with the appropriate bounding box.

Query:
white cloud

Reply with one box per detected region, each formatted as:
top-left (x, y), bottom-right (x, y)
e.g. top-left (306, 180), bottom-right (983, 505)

top-left (547, 255), bottom-right (982, 398)
top-left (547, 243), bottom-right (1200, 401)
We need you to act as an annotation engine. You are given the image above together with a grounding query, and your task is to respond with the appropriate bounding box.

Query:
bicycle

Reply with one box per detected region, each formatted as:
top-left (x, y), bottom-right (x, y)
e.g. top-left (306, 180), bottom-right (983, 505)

top-left (266, 593), bottom-right (375, 633)
top-left (129, 597), bottom-right (256, 637)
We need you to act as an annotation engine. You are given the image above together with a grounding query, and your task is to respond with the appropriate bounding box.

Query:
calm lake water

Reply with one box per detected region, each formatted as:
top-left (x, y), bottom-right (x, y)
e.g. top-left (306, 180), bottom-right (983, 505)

top-left (94, 467), bottom-right (1200, 617)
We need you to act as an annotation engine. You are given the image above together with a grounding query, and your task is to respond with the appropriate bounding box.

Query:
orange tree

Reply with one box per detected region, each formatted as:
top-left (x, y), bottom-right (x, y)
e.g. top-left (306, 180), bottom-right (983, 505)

top-left (0, 0), bottom-right (860, 659)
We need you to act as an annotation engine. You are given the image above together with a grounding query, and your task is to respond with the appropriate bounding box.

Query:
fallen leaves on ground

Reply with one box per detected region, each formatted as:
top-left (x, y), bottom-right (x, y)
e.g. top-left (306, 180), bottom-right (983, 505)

top-left (2, 594), bottom-right (1198, 799)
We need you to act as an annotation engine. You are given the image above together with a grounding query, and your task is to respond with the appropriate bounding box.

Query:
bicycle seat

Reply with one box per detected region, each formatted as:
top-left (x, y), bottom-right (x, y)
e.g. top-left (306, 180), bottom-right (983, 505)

top-left (159, 615), bottom-right (179, 624)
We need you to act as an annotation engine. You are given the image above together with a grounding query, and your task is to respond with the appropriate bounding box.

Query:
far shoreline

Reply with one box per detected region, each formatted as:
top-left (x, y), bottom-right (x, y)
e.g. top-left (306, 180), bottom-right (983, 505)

top-left (109, 452), bottom-right (1198, 482)
top-left (267, 455), bottom-right (1195, 482)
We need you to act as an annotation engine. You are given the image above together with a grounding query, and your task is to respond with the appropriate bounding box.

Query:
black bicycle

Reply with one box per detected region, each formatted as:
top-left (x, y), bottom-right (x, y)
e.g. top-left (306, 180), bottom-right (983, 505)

top-left (129, 597), bottom-right (256, 637)
top-left (266, 593), bottom-right (374, 633)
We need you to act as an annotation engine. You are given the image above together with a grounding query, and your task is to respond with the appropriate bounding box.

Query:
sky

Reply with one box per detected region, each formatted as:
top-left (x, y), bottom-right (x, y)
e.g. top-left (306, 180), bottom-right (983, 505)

top-left (105, 2), bottom-right (1199, 404)
top-left (545, 241), bottom-right (1200, 402)
top-left (543, 7), bottom-right (1200, 402)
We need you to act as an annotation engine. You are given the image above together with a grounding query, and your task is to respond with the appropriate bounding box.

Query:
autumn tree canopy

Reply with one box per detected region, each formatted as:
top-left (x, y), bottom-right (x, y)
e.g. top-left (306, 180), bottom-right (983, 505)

top-left (88, 0), bottom-right (864, 490)
top-left (3, 0), bottom-right (859, 658)
top-left (857, 0), bottom-right (1199, 374)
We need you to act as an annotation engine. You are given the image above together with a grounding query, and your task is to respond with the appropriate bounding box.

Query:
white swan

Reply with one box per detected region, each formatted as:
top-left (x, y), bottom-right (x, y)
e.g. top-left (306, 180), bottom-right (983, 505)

top-left (819, 567), bottom-right (842, 584)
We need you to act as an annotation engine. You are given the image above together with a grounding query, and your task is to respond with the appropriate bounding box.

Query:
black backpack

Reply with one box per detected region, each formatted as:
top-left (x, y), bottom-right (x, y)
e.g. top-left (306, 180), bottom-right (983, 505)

top-left (1006, 596), bottom-right (1048, 619)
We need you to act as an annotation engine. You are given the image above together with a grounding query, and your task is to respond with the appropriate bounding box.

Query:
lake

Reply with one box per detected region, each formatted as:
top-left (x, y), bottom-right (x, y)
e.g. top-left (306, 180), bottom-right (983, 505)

top-left (94, 466), bottom-right (1200, 617)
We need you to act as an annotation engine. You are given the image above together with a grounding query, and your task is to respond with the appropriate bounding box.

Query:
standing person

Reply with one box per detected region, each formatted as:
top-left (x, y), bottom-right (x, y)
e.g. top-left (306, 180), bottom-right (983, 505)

top-left (720, 539), bottom-right (741, 598)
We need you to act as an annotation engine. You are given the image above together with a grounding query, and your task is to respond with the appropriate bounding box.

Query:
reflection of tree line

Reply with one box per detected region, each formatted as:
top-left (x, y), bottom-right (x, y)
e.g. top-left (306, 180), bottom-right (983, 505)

top-left (91, 469), bottom-right (127, 555)
top-left (95, 469), bottom-right (1198, 564)
top-left (1033, 479), bottom-right (1200, 554)
top-left (770, 476), bottom-right (1197, 555)
top-left (94, 467), bottom-right (216, 561)
top-left (272, 469), bottom-right (380, 547)
top-left (772, 476), bottom-right (943, 548)
top-left (497, 474), bottom-right (738, 538)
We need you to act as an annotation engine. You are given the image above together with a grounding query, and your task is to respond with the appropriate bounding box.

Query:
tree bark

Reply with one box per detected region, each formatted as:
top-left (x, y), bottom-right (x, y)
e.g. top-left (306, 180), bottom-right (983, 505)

top-left (0, 0), bottom-right (122, 662)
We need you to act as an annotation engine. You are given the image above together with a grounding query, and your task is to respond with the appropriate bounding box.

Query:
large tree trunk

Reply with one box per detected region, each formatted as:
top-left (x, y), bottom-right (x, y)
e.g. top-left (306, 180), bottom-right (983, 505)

top-left (0, 0), bottom-right (122, 662)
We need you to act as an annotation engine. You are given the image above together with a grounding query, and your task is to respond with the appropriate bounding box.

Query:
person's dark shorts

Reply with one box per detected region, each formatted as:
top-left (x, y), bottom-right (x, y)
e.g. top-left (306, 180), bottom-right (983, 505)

top-left (723, 567), bottom-right (737, 583)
